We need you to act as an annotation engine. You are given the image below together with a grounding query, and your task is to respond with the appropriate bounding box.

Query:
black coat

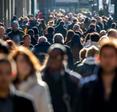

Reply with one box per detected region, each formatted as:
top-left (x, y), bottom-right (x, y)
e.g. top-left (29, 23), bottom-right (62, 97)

top-left (55, 25), bottom-right (67, 38)
top-left (11, 91), bottom-right (35, 112)
top-left (79, 67), bottom-right (117, 112)
top-left (42, 69), bottom-right (81, 112)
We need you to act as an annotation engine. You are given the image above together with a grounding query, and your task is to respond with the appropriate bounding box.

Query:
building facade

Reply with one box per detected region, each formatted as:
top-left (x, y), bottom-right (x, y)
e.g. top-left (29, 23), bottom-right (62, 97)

top-left (0, 0), bottom-right (33, 27)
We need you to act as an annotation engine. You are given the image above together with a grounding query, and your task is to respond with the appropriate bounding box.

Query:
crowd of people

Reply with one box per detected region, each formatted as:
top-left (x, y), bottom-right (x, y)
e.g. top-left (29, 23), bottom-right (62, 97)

top-left (0, 9), bottom-right (117, 112)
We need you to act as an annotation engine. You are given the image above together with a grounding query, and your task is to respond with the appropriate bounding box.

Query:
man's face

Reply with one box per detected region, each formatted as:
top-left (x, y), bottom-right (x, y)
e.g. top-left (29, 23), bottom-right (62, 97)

top-left (100, 47), bottom-right (117, 73)
top-left (47, 50), bottom-right (63, 71)
top-left (11, 23), bottom-right (18, 31)
top-left (24, 36), bottom-right (31, 45)
top-left (0, 62), bottom-right (12, 91)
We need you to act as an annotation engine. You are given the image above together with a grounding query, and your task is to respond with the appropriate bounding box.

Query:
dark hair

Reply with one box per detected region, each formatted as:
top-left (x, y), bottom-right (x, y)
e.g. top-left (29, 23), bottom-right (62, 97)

top-left (0, 39), bottom-right (9, 54)
top-left (100, 40), bottom-right (117, 55)
top-left (23, 34), bottom-right (31, 40)
top-left (65, 30), bottom-right (75, 43)
top-left (90, 32), bottom-right (100, 42)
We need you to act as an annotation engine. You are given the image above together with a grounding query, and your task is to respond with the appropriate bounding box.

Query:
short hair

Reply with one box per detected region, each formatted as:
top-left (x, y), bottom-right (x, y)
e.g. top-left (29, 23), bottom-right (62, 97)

top-left (53, 33), bottom-right (64, 44)
top-left (23, 34), bottom-right (31, 40)
top-left (0, 39), bottom-right (9, 54)
top-left (107, 29), bottom-right (117, 37)
top-left (79, 48), bottom-right (87, 60)
top-left (100, 39), bottom-right (117, 55)
top-left (90, 32), bottom-right (100, 42)
top-left (86, 45), bottom-right (99, 57)
top-left (38, 36), bottom-right (47, 43)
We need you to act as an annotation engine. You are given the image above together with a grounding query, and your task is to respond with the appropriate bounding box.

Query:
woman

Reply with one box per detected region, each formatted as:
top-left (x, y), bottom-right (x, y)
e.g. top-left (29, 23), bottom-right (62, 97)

top-left (11, 46), bottom-right (53, 112)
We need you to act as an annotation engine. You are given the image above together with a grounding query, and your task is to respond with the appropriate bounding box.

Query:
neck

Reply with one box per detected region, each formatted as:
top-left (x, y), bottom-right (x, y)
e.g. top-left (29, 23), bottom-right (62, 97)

top-left (0, 88), bottom-right (10, 98)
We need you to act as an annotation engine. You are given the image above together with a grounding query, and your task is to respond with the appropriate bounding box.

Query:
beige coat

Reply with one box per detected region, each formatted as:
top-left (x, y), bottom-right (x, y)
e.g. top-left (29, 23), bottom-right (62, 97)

top-left (18, 74), bottom-right (53, 112)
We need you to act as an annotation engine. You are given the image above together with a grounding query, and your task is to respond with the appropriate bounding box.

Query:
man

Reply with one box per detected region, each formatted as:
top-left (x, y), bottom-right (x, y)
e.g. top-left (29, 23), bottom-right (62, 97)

top-left (0, 55), bottom-right (36, 112)
top-left (53, 33), bottom-right (74, 70)
top-left (32, 36), bottom-right (50, 64)
top-left (42, 44), bottom-right (81, 112)
top-left (55, 21), bottom-right (67, 38)
top-left (76, 45), bottom-right (99, 77)
top-left (22, 34), bottom-right (33, 49)
top-left (79, 40), bottom-right (117, 112)
top-left (8, 21), bottom-right (24, 44)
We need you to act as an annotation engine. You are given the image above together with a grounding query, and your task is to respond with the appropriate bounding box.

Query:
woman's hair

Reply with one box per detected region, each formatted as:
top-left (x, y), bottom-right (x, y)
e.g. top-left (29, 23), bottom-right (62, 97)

top-left (11, 46), bottom-right (41, 74)
top-left (6, 40), bottom-right (17, 51)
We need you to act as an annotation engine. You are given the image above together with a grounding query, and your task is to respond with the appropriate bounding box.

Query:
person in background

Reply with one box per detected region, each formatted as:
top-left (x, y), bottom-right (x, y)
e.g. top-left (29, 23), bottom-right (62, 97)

top-left (53, 33), bottom-right (74, 70)
top-left (0, 39), bottom-right (9, 54)
top-left (45, 27), bottom-right (55, 44)
top-left (0, 26), bottom-right (5, 40)
top-left (6, 40), bottom-right (17, 52)
top-left (79, 39), bottom-right (117, 112)
top-left (68, 18), bottom-right (78, 30)
top-left (22, 34), bottom-right (33, 49)
top-left (75, 45), bottom-right (99, 77)
top-left (55, 21), bottom-right (67, 38)
top-left (11, 46), bottom-right (53, 112)
top-left (0, 55), bottom-right (36, 112)
top-left (42, 44), bottom-right (81, 112)
top-left (74, 48), bottom-right (87, 69)
top-left (8, 21), bottom-right (24, 44)
top-left (32, 36), bottom-right (50, 64)
top-left (27, 29), bottom-right (37, 45)
top-left (107, 29), bottom-right (117, 38)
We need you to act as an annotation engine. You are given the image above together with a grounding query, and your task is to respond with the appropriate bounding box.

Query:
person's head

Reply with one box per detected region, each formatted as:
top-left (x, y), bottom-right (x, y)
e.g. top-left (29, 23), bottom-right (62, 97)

top-left (47, 26), bottom-right (55, 34)
top-left (47, 44), bottom-right (67, 71)
top-left (0, 26), bottom-right (5, 38)
top-left (11, 46), bottom-right (41, 81)
top-left (32, 26), bottom-right (39, 36)
top-left (107, 29), bottom-right (117, 38)
top-left (0, 55), bottom-right (16, 93)
top-left (27, 29), bottom-right (34, 37)
top-left (79, 48), bottom-right (87, 60)
top-left (86, 45), bottom-right (99, 57)
top-left (11, 21), bottom-right (19, 31)
top-left (6, 40), bottom-right (17, 51)
top-left (0, 39), bottom-right (9, 54)
top-left (23, 34), bottom-right (31, 47)
top-left (53, 33), bottom-right (64, 44)
top-left (59, 21), bottom-right (64, 26)
top-left (90, 32), bottom-right (100, 42)
top-left (73, 24), bottom-right (80, 32)
top-left (111, 22), bottom-right (117, 29)
top-left (73, 18), bottom-right (78, 24)
top-left (100, 30), bottom-right (107, 37)
top-left (99, 40), bottom-right (117, 73)
top-left (38, 36), bottom-right (47, 44)
top-left (65, 30), bottom-right (75, 42)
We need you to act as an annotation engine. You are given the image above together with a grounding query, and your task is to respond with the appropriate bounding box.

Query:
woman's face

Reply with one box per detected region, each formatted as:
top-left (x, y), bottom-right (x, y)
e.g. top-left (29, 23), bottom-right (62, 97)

top-left (16, 54), bottom-right (32, 81)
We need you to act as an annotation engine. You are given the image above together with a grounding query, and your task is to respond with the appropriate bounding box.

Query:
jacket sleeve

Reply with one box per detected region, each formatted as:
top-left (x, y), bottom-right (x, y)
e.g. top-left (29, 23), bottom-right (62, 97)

top-left (38, 81), bottom-right (53, 112)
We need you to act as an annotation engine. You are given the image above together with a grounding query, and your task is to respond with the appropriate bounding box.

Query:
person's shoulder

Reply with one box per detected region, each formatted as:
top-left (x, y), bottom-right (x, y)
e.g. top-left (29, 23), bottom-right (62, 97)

top-left (65, 69), bottom-right (82, 81)
top-left (13, 90), bottom-right (34, 103)
top-left (80, 74), bottom-right (97, 88)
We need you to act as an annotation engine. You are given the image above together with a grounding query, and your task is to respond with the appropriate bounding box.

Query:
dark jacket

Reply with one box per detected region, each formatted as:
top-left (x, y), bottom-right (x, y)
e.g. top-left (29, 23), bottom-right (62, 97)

top-left (42, 69), bottom-right (81, 112)
top-left (55, 25), bottom-right (67, 38)
top-left (8, 30), bottom-right (24, 44)
top-left (79, 67), bottom-right (117, 112)
top-left (75, 57), bottom-right (97, 77)
top-left (32, 42), bottom-right (50, 63)
top-left (7, 91), bottom-right (36, 112)
top-left (64, 45), bottom-right (74, 70)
